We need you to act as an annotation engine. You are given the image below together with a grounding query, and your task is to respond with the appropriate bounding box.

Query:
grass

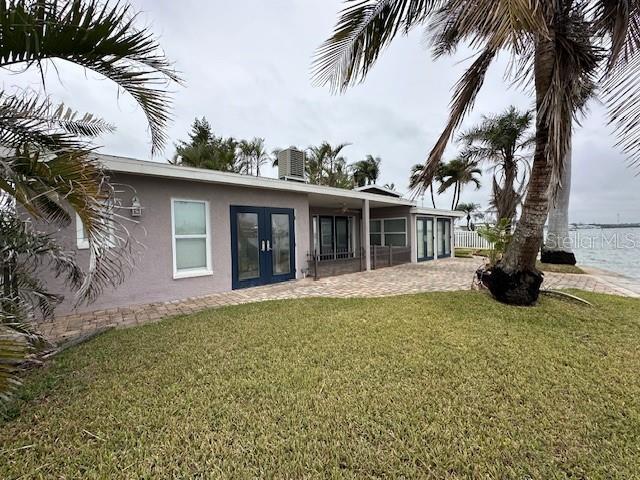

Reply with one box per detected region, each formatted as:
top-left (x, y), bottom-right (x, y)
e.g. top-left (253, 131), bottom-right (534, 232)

top-left (2, 291), bottom-right (640, 478)
top-left (536, 261), bottom-right (586, 274)
top-left (455, 247), bottom-right (492, 258)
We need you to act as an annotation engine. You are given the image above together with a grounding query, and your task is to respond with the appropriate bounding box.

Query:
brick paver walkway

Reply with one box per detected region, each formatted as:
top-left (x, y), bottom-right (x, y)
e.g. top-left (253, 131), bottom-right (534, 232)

top-left (39, 257), bottom-right (640, 343)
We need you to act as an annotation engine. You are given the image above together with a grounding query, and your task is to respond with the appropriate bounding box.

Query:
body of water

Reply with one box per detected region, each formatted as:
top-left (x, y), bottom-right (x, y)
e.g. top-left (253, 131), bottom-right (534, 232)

top-left (569, 227), bottom-right (640, 280)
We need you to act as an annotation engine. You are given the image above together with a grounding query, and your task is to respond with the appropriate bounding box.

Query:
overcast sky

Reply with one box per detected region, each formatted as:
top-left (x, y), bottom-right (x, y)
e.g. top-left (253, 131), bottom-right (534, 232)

top-left (3, 0), bottom-right (639, 223)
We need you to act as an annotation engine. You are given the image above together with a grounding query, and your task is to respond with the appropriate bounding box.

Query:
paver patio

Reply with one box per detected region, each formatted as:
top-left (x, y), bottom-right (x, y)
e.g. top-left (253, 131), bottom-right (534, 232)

top-left (38, 257), bottom-right (640, 343)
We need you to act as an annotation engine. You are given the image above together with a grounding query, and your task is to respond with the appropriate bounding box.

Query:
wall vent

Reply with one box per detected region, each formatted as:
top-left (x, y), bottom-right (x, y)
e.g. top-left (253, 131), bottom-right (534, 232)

top-left (278, 148), bottom-right (306, 182)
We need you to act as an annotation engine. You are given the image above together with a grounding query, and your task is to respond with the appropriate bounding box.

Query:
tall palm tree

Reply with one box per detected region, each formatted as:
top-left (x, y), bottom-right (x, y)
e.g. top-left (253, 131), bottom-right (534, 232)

top-left (352, 154), bottom-right (382, 186)
top-left (437, 158), bottom-right (482, 209)
top-left (324, 142), bottom-right (351, 186)
top-left (0, 0), bottom-right (179, 398)
top-left (306, 141), bottom-right (351, 186)
top-left (250, 138), bottom-right (270, 177)
top-left (305, 144), bottom-right (330, 184)
top-left (314, 0), bottom-right (636, 305)
top-left (410, 162), bottom-right (440, 208)
top-left (237, 140), bottom-right (255, 175)
top-left (542, 145), bottom-right (576, 264)
top-left (456, 202), bottom-right (482, 230)
top-left (459, 107), bottom-right (534, 226)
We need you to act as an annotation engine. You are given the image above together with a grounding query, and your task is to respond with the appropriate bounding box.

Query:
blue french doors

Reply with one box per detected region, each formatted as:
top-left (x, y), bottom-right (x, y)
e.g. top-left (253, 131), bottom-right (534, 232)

top-left (230, 206), bottom-right (295, 289)
top-left (417, 217), bottom-right (435, 261)
top-left (436, 218), bottom-right (452, 258)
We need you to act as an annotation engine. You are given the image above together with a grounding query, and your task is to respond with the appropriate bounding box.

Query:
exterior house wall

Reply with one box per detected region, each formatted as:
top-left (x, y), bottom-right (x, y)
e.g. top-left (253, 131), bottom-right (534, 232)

top-left (39, 173), bottom-right (310, 315)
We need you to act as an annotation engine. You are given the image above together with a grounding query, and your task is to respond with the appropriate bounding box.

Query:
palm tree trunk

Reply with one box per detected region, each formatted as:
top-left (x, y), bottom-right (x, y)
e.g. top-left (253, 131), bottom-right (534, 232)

top-left (430, 182), bottom-right (436, 208)
top-left (485, 35), bottom-right (556, 305)
top-left (498, 161), bottom-right (518, 223)
top-left (451, 183), bottom-right (458, 210)
top-left (541, 145), bottom-right (575, 264)
top-left (455, 182), bottom-right (462, 209)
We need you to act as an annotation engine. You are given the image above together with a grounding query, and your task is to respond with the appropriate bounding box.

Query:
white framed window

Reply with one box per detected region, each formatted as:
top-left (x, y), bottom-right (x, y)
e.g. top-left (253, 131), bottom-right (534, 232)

top-left (75, 211), bottom-right (116, 250)
top-left (76, 213), bottom-right (89, 250)
top-left (171, 199), bottom-right (212, 279)
top-left (370, 217), bottom-right (407, 247)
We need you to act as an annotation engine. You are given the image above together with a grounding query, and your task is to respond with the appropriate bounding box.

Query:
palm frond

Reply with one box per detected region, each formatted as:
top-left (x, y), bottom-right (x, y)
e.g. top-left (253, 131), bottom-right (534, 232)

top-left (540, 5), bottom-right (601, 198)
top-left (312, 0), bottom-right (441, 92)
top-left (0, 326), bottom-right (29, 403)
top-left (0, 0), bottom-right (182, 154)
top-left (0, 90), bottom-right (114, 152)
top-left (428, 0), bottom-right (546, 58)
top-left (411, 46), bottom-right (497, 194)
top-left (0, 151), bottom-right (137, 304)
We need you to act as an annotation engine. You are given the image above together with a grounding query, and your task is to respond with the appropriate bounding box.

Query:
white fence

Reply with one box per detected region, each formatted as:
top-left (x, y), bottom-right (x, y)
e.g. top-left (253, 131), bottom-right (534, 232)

top-left (455, 230), bottom-right (494, 250)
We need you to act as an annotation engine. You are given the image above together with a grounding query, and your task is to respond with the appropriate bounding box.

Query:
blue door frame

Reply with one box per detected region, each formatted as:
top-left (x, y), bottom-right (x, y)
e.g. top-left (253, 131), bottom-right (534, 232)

top-left (417, 216), bottom-right (435, 262)
top-left (230, 206), bottom-right (295, 290)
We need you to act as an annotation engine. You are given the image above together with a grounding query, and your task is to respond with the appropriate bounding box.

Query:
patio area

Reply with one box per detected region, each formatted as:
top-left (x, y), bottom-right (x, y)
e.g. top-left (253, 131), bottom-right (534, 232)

top-left (39, 257), bottom-right (640, 343)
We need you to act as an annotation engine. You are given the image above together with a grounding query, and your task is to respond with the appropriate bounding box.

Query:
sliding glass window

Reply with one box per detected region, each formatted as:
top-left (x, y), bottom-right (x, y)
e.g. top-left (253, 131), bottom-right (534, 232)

top-left (369, 218), bottom-right (407, 247)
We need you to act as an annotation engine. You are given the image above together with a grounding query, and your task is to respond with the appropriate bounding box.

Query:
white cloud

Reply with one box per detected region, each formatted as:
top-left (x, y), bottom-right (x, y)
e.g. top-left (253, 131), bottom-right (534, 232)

top-left (1, 0), bottom-right (638, 223)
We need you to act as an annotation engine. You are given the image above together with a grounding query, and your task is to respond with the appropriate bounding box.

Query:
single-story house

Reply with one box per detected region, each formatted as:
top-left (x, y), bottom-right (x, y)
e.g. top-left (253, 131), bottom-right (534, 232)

top-left (41, 152), bottom-right (464, 315)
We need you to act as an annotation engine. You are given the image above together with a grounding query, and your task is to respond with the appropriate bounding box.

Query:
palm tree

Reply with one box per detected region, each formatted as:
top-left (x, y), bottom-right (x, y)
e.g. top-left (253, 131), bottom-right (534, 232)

top-left (305, 141), bottom-right (351, 186)
top-left (324, 142), bottom-right (351, 186)
top-left (456, 202), bottom-right (482, 230)
top-left (459, 107), bottom-right (533, 226)
top-left (352, 154), bottom-right (381, 186)
top-left (305, 144), bottom-right (329, 184)
top-left (250, 138), bottom-right (270, 177)
top-left (542, 146), bottom-right (576, 264)
top-left (314, 0), bottom-right (635, 305)
top-left (437, 158), bottom-right (482, 210)
top-left (237, 140), bottom-right (254, 175)
top-left (0, 0), bottom-right (179, 398)
top-left (410, 163), bottom-right (440, 208)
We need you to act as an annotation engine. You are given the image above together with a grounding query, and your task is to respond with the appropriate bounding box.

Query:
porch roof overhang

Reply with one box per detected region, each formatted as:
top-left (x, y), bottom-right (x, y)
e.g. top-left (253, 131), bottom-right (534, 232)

top-left (410, 207), bottom-right (466, 218)
top-left (98, 154), bottom-right (416, 210)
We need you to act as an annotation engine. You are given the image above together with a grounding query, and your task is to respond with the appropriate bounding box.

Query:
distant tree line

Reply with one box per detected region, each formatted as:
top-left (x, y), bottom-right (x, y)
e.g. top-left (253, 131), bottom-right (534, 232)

top-left (173, 117), bottom-right (388, 190)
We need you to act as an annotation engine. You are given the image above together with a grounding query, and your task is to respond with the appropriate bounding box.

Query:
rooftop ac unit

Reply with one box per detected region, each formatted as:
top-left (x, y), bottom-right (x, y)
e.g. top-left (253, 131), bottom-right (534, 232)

top-left (278, 148), bottom-right (306, 182)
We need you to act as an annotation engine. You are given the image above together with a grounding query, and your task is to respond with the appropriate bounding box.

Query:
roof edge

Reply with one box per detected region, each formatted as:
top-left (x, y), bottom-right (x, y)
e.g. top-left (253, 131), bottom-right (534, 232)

top-left (95, 154), bottom-right (417, 207)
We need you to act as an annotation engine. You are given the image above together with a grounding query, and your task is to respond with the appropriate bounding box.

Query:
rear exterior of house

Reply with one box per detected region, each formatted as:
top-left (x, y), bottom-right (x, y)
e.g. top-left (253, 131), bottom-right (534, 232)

top-left (41, 155), bottom-right (462, 315)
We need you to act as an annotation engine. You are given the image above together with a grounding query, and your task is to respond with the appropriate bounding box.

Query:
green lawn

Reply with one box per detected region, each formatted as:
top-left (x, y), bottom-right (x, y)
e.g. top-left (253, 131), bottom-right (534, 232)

top-left (2, 292), bottom-right (640, 478)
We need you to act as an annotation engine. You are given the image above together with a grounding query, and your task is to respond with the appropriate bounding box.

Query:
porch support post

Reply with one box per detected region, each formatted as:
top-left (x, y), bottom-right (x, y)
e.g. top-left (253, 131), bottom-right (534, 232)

top-left (363, 199), bottom-right (371, 271)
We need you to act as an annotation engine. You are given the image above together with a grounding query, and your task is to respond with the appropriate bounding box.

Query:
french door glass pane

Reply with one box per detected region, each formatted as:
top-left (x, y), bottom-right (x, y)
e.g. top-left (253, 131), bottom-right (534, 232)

top-left (437, 219), bottom-right (451, 256)
top-left (176, 238), bottom-right (207, 270)
top-left (237, 213), bottom-right (260, 280)
top-left (335, 217), bottom-right (349, 253)
top-left (174, 201), bottom-right (206, 235)
top-left (444, 220), bottom-right (451, 255)
top-left (320, 217), bottom-right (333, 255)
top-left (417, 220), bottom-right (425, 258)
top-left (271, 214), bottom-right (291, 275)
top-left (426, 219), bottom-right (434, 257)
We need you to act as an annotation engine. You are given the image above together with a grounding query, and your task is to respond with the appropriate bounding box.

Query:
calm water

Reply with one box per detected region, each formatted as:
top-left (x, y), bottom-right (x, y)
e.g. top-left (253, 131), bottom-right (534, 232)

top-left (568, 228), bottom-right (640, 281)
